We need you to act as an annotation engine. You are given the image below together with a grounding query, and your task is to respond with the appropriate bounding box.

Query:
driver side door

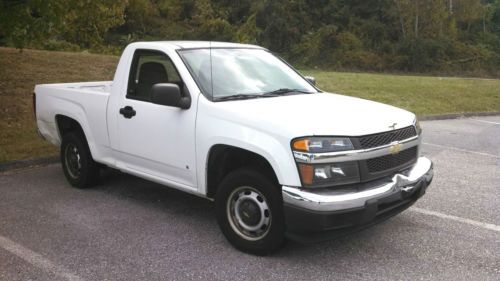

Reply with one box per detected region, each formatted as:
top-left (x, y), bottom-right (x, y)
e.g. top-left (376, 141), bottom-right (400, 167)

top-left (113, 49), bottom-right (197, 189)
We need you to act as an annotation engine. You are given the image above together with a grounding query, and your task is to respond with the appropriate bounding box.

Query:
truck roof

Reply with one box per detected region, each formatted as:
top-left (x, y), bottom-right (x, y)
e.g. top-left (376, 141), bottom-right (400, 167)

top-left (129, 41), bottom-right (265, 50)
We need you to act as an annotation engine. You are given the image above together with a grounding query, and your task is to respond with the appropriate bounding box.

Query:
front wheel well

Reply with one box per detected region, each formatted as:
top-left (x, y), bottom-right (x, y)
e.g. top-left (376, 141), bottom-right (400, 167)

top-left (206, 145), bottom-right (279, 199)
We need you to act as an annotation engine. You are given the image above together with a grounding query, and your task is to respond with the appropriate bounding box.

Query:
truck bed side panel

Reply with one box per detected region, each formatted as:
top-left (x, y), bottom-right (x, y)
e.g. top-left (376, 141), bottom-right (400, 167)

top-left (35, 82), bottom-right (112, 164)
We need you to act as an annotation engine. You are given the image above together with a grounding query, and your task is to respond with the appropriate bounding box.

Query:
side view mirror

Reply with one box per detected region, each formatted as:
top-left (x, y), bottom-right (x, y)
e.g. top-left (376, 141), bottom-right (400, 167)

top-left (304, 76), bottom-right (316, 86)
top-left (151, 83), bottom-right (191, 109)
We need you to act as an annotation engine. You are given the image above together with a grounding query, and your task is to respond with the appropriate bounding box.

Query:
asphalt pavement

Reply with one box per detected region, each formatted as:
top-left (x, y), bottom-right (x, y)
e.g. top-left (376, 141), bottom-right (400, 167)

top-left (1, 116), bottom-right (499, 281)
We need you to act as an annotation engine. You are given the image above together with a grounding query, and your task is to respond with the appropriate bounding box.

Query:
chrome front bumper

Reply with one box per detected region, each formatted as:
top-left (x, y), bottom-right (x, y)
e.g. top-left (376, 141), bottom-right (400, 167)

top-left (282, 156), bottom-right (434, 212)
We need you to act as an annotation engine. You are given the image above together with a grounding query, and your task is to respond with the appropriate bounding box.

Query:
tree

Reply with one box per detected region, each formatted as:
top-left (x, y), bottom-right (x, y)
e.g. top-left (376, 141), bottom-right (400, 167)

top-left (1, 0), bottom-right (499, 75)
top-left (61, 0), bottom-right (127, 48)
top-left (0, 0), bottom-right (66, 49)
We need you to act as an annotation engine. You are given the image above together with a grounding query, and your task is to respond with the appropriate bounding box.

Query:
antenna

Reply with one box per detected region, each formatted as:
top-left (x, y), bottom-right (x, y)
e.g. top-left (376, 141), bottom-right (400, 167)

top-left (209, 41), bottom-right (214, 97)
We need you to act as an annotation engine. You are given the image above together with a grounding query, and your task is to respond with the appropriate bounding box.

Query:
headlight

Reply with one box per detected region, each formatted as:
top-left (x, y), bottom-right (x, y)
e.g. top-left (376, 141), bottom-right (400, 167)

top-left (414, 117), bottom-right (422, 135)
top-left (298, 161), bottom-right (360, 187)
top-left (292, 137), bottom-right (354, 153)
top-left (292, 137), bottom-right (359, 187)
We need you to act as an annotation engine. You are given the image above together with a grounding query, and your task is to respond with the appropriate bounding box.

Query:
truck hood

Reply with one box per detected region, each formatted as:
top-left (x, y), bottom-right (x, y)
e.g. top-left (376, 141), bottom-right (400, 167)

top-left (210, 93), bottom-right (416, 138)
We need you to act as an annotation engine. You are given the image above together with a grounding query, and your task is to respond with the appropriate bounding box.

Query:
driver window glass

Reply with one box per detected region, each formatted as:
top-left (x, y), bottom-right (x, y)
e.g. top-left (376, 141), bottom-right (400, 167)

top-left (127, 50), bottom-right (182, 101)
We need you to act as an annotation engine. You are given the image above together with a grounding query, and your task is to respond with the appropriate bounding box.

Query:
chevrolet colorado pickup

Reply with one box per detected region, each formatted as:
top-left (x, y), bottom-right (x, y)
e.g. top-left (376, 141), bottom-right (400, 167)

top-left (34, 41), bottom-right (434, 255)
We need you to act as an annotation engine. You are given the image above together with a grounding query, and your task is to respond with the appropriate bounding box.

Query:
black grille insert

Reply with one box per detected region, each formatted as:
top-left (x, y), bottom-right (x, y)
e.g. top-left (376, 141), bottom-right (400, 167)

top-left (358, 126), bottom-right (417, 149)
top-left (367, 146), bottom-right (417, 173)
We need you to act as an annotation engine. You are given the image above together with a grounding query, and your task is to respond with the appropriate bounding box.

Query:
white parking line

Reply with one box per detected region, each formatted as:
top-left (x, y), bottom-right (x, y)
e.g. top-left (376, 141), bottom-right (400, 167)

top-left (422, 142), bottom-right (499, 158)
top-left (410, 207), bottom-right (500, 232)
top-left (0, 235), bottom-right (83, 281)
top-left (471, 119), bottom-right (500, 125)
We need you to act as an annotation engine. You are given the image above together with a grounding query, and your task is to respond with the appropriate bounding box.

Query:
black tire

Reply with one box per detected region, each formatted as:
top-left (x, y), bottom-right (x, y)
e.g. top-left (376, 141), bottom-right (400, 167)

top-left (60, 131), bottom-right (99, 188)
top-left (215, 168), bottom-right (286, 255)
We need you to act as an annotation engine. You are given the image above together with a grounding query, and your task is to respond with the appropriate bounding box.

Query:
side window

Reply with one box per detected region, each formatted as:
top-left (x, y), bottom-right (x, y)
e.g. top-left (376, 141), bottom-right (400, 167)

top-left (127, 50), bottom-right (182, 101)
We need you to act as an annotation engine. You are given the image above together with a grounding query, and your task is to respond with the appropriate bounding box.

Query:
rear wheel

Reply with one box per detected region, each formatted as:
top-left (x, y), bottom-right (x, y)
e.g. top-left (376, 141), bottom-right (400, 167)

top-left (215, 168), bottom-right (285, 255)
top-left (60, 132), bottom-right (99, 188)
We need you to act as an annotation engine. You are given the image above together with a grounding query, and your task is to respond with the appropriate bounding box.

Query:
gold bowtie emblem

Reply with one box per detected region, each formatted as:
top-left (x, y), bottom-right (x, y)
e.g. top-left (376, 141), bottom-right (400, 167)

top-left (389, 142), bottom-right (402, 154)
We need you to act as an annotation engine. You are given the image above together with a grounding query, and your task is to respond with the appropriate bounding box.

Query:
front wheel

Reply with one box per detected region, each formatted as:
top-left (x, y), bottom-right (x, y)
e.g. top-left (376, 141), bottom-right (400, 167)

top-left (215, 168), bottom-right (286, 255)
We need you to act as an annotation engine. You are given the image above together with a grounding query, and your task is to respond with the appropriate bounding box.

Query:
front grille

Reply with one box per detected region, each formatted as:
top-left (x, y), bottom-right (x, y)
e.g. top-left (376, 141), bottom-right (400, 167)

top-left (367, 146), bottom-right (417, 173)
top-left (358, 126), bottom-right (417, 149)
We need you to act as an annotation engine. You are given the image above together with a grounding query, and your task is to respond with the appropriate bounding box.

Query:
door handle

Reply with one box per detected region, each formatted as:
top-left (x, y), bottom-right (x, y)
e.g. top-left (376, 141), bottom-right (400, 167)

top-left (119, 106), bottom-right (136, 119)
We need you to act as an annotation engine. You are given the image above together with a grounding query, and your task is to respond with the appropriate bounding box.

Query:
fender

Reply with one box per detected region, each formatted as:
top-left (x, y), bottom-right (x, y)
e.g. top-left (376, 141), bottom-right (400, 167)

top-left (196, 117), bottom-right (301, 196)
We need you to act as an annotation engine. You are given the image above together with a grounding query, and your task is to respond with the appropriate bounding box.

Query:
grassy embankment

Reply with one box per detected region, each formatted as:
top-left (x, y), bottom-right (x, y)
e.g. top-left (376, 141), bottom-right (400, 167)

top-left (1, 47), bottom-right (499, 163)
top-left (0, 47), bottom-right (118, 163)
top-left (305, 70), bottom-right (500, 115)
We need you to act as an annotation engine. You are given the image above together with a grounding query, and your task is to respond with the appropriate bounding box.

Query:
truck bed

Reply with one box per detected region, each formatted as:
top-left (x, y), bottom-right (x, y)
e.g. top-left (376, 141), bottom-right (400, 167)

top-left (35, 81), bottom-right (113, 162)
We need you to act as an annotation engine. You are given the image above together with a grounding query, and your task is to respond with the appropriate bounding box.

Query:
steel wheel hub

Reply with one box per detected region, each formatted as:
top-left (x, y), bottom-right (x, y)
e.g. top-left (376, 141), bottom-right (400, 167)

top-left (227, 186), bottom-right (271, 241)
top-left (65, 144), bottom-right (81, 179)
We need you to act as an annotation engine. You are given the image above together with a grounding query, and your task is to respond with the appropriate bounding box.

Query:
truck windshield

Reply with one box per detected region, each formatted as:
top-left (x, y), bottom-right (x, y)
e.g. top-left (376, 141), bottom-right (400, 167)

top-left (178, 48), bottom-right (317, 101)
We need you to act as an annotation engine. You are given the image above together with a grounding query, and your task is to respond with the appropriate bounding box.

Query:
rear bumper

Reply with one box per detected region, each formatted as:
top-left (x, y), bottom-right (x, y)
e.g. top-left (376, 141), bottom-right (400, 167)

top-left (282, 157), bottom-right (433, 243)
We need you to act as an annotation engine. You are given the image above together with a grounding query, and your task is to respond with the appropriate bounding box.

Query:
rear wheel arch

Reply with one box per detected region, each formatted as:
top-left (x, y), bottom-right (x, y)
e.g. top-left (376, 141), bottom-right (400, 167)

top-left (56, 114), bottom-right (87, 141)
top-left (55, 114), bottom-right (101, 163)
top-left (55, 115), bottom-right (89, 146)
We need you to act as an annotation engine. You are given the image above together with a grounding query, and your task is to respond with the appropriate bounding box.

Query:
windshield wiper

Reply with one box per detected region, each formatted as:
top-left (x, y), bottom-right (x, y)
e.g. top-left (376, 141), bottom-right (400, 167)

top-left (261, 88), bottom-right (314, 96)
top-left (214, 94), bottom-right (264, 101)
top-left (214, 89), bottom-right (314, 101)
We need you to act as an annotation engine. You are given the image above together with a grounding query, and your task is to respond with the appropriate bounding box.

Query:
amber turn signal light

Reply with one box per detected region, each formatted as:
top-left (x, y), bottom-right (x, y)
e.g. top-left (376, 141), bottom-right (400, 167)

top-left (292, 139), bottom-right (309, 151)
top-left (298, 164), bottom-right (313, 186)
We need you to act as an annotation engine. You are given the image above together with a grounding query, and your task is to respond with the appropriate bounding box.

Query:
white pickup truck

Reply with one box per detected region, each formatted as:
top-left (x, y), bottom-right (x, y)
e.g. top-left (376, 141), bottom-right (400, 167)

top-left (35, 41), bottom-right (434, 255)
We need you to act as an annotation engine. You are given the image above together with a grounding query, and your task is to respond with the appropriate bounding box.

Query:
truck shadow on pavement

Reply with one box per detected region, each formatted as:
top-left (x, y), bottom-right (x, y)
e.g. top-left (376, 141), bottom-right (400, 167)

top-left (91, 167), bottom-right (397, 258)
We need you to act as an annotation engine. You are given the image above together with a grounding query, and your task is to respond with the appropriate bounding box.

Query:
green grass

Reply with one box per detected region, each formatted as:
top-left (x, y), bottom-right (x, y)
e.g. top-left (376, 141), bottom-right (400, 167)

top-left (305, 70), bottom-right (500, 115)
top-left (0, 47), bottom-right (499, 163)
